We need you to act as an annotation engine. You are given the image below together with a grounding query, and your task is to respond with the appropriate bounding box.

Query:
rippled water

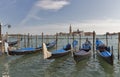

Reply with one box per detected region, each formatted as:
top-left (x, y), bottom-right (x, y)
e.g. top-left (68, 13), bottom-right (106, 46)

top-left (0, 35), bottom-right (120, 77)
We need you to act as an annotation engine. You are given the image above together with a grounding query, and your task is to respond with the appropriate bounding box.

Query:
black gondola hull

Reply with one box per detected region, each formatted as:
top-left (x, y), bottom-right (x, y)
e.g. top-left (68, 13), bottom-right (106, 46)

top-left (48, 51), bottom-right (70, 59)
top-left (96, 50), bottom-right (113, 65)
top-left (73, 50), bottom-right (91, 62)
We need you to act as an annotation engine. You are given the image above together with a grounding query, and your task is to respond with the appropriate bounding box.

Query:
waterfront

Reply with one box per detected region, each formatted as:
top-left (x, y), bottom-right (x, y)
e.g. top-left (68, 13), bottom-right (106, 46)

top-left (0, 35), bottom-right (120, 77)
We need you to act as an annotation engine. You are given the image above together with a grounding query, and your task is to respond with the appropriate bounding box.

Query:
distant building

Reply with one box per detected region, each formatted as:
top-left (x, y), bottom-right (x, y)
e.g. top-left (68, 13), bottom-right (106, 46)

top-left (72, 29), bottom-right (84, 36)
top-left (104, 32), bottom-right (118, 35)
top-left (110, 33), bottom-right (118, 35)
top-left (58, 32), bottom-right (69, 36)
top-left (84, 32), bottom-right (93, 36)
top-left (58, 25), bottom-right (94, 36)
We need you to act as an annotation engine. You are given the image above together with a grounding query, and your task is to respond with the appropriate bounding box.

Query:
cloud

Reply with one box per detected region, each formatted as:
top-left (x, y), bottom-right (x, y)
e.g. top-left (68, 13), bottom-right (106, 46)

top-left (36, 0), bottom-right (70, 10)
top-left (19, 0), bottom-right (70, 26)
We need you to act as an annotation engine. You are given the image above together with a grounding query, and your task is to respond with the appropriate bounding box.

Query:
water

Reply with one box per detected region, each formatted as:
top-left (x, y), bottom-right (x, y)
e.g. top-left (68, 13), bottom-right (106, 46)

top-left (0, 35), bottom-right (120, 77)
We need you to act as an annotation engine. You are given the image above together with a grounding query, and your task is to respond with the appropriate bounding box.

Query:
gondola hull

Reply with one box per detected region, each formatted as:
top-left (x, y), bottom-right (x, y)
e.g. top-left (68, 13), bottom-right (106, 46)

top-left (43, 42), bottom-right (71, 59)
top-left (8, 48), bottom-right (42, 55)
top-left (73, 50), bottom-right (91, 62)
top-left (47, 50), bottom-right (71, 59)
top-left (96, 50), bottom-right (113, 65)
top-left (8, 41), bottom-right (56, 55)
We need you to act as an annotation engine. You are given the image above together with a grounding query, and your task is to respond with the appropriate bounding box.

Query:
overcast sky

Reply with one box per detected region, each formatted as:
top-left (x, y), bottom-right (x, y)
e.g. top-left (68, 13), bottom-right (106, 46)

top-left (1, 0), bottom-right (120, 35)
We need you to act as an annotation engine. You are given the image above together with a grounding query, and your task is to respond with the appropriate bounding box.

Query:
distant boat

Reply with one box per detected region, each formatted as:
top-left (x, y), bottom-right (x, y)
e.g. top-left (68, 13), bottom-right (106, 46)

top-left (8, 38), bottom-right (22, 46)
top-left (8, 40), bottom-right (19, 47)
top-left (73, 43), bottom-right (91, 62)
top-left (8, 40), bottom-right (56, 55)
top-left (8, 41), bottom-right (18, 46)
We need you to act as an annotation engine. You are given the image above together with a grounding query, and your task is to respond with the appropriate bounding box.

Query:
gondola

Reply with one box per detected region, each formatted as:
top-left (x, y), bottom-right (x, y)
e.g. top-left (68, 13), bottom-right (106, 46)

top-left (96, 38), bottom-right (113, 65)
top-left (8, 40), bottom-right (19, 46)
top-left (43, 40), bottom-right (78, 59)
top-left (43, 43), bottom-right (71, 59)
top-left (8, 40), bottom-right (56, 55)
top-left (8, 38), bottom-right (22, 46)
top-left (73, 45), bottom-right (91, 62)
top-left (96, 45), bottom-right (113, 65)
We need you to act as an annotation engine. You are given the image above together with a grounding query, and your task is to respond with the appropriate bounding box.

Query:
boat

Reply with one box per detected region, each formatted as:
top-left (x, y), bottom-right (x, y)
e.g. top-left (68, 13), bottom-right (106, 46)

top-left (8, 40), bottom-right (56, 55)
top-left (8, 38), bottom-right (23, 46)
top-left (43, 43), bottom-right (71, 59)
top-left (73, 43), bottom-right (91, 62)
top-left (43, 40), bottom-right (78, 59)
top-left (96, 45), bottom-right (113, 65)
top-left (8, 40), bottom-right (19, 46)
top-left (96, 38), bottom-right (113, 65)
top-left (8, 47), bottom-right (41, 55)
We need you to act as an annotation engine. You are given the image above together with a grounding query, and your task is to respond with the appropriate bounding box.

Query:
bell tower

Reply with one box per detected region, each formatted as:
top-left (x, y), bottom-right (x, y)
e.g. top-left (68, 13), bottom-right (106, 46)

top-left (69, 24), bottom-right (72, 35)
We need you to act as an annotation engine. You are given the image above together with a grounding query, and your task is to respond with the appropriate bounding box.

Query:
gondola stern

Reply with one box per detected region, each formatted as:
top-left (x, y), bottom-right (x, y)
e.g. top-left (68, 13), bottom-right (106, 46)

top-left (42, 43), bottom-right (52, 59)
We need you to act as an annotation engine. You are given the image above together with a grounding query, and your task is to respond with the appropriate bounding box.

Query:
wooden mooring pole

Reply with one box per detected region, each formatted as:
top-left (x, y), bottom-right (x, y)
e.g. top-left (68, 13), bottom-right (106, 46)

top-left (56, 33), bottom-right (58, 50)
top-left (30, 35), bottom-right (33, 47)
top-left (93, 31), bottom-right (95, 58)
top-left (0, 23), bottom-right (1, 41)
top-left (36, 35), bottom-right (38, 48)
top-left (0, 23), bottom-right (2, 54)
top-left (42, 32), bottom-right (44, 44)
top-left (24, 34), bottom-right (26, 48)
top-left (79, 33), bottom-right (81, 49)
top-left (17, 34), bottom-right (20, 49)
top-left (106, 32), bottom-right (108, 47)
top-left (42, 32), bottom-right (44, 52)
top-left (72, 33), bottom-right (75, 48)
top-left (5, 32), bottom-right (8, 41)
top-left (118, 32), bottom-right (120, 60)
top-left (27, 33), bottom-right (30, 47)
top-left (71, 33), bottom-right (75, 57)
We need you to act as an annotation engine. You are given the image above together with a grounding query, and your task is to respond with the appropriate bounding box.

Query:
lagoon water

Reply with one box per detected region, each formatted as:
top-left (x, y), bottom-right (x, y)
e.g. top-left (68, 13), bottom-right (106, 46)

top-left (0, 35), bottom-right (120, 77)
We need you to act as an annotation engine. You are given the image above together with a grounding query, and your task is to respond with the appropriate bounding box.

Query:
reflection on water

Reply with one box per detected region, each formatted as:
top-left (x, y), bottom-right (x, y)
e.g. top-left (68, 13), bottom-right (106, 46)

top-left (0, 51), bottom-right (120, 77)
top-left (44, 55), bottom-right (73, 77)
top-left (0, 35), bottom-right (120, 77)
top-left (2, 63), bottom-right (10, 77)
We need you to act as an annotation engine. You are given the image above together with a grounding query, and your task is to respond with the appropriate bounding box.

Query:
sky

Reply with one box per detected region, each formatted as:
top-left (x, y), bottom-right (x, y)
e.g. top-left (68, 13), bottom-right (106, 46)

top-left (1, 0), bottom-right (120, 35)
